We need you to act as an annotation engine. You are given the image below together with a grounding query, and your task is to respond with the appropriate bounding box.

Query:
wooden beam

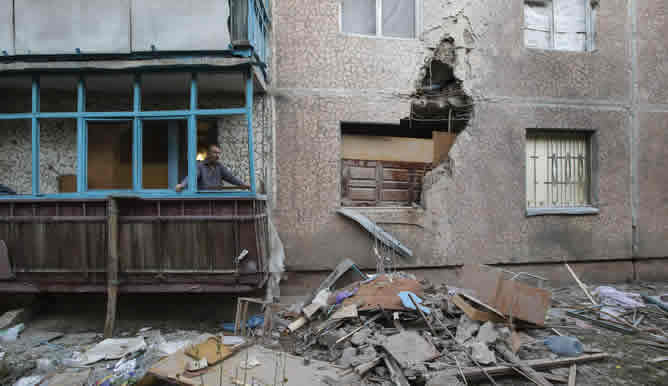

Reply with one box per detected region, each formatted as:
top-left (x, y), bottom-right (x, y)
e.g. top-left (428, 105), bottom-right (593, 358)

top-left (439, 353), bottom-right (608, 381)
top-left (104, 198), bottom-right (119, 338)
top-left (496, 345), bottom-right (554, 386)
top-left (568, 364), bottom-right (576, 386)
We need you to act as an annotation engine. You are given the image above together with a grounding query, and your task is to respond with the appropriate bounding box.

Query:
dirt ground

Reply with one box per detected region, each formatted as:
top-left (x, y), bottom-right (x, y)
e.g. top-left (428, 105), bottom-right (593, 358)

top-left (0, 282), bottom-right (666, 385)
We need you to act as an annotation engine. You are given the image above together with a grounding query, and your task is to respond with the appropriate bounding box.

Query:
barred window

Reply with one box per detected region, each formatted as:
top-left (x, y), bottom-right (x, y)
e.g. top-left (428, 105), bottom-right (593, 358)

top-left (526, 132), bottom-right (590, 208)
top-left (524, 0), bottom-right (597, 52)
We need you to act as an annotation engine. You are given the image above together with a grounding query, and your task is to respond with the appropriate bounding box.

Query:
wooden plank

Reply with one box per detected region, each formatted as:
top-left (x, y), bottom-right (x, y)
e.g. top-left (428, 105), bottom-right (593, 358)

top-left (348, 166), bottom-right (377, 180)
top-left (496, 345), bottom-right (554, 386)
top-left (440, 354), bottom-right (608, 380)
top-left (104, 198), bottom-right (119, 339)
top-left (568, 364), bottom-right (576, 386)
top-left (349, 188), bottom-right (377, 202)
top-left (342, 135), bottom-right (434, 163)
top-left (381, 189), bottom-right (411, 202)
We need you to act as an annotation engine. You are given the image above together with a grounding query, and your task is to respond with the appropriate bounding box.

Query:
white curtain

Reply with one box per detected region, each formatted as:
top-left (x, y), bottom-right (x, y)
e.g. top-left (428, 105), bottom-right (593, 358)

top-left (342, 0), bottom-right (376, 35)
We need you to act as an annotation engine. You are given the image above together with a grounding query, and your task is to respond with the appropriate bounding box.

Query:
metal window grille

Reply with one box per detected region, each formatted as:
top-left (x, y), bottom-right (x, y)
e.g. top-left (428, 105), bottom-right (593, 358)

top-left (526, 132), bottom-right (590, 208)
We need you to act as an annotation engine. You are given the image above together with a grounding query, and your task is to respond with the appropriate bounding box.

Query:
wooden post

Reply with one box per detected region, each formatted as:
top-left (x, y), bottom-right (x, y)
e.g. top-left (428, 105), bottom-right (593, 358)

top-left (104, 198), bottom-right (119, 338)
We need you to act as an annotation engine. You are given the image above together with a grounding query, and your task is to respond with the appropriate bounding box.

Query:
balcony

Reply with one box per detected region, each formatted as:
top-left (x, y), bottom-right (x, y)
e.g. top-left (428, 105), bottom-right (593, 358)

top-left (0, 0), bottom-right (270, 69)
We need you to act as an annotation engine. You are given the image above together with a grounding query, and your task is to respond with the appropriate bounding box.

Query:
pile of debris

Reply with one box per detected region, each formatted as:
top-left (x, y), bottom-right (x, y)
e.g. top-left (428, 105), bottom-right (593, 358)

top-left (1, 261), bottom-right (666, 385)
top-left (266, 262), bottom-right (667, 385)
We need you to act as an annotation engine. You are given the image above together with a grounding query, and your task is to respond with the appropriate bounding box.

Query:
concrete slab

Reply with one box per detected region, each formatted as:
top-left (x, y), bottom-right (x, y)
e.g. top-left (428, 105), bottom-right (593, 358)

top-left (381, 330), bottom-right (439, 369)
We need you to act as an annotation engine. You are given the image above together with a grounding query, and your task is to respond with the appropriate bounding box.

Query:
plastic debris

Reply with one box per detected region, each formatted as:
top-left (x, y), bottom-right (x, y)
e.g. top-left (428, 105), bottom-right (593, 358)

top-left (240, 356), bottom-right (261, 369)
top-left (36, 358), bottom-right (59, 373)
top-left (335, 288), bottom-right (359, 304)
top-left (593, 286), bottom-right (644, 309)
top-left (223, 336), bottom-right (245, 346)
top-left (543, 336), bottom-right (584, 357)
top-left (0, 323), bottom-right (25, 343)
top-left (13, 375), bottom-right (44, 386)
top-left (398, 291), bottom-right (431, 314)
top-left (223, 314), bottom-right (265, 332)
top-left (80, 337), bottom-right (147, 365)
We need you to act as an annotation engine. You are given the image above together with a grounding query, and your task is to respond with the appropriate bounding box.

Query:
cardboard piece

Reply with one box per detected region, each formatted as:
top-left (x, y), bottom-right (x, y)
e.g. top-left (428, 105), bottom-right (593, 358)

top-left (331, 304), bottom-right (358, 320)
top-left (432, 131), bottom-right (456, 164)
top-left (184, 336), bottom-right (234, 366)
top-left (146, 345), bottom-right (341, 386)
top-left (341, 274), bottom-right (424, 312)
top-left (452, 294), bottom-right (505, 323)
top-left (459, 265), bottom-right (551, 326)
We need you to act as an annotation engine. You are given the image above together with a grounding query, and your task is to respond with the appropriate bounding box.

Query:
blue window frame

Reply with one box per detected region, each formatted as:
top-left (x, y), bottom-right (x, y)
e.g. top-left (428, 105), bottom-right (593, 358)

top-left (0, 69), bottom-right (258, 199)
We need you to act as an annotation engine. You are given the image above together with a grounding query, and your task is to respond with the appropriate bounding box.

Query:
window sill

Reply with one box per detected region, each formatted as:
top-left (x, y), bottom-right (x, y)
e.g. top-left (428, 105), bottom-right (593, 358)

top-left (526, 207), bottom-right (599, 217)
top-left (338, 32), bottom-right (419, 42)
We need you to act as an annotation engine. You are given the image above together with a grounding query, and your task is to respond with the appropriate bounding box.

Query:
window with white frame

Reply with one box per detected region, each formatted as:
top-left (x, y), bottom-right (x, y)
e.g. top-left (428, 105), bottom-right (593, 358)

top-left (341, 0), bottom-right (417, 39)
top-left (524, 0), bottom-right (597, 52)
top-left (526, 132), bottom-right (591, 209)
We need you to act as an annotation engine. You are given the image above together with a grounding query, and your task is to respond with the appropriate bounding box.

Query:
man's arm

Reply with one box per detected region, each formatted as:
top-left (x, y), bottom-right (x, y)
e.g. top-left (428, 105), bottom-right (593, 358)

top-left (219, 164), bottom-right (249, 189)
top-left (175, 164), bottom-right (200, 192)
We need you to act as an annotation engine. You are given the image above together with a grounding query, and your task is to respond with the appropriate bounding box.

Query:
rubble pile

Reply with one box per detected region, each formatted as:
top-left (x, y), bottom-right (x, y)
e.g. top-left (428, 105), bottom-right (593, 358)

top-left (265, 263), bottom-right (668, 385)
top-left (0, 263), bottom-right (666, 385)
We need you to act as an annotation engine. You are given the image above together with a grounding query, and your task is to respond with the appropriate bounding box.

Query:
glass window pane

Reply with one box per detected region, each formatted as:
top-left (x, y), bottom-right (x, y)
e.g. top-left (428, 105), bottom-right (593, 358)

top-left (196, 117), bottom-right (249, 191)
top-left (198, 72), bottom-right (245, 109)
top-left (141, 72), bottom-right (190, 111)
top-left (525, 0), bottom-right (553, 49)
top-left (0, 120), bottom-right (32, 195)
top-left (86, 73), bottom-right (133, 112)
top-left (382, 0), bottom-right (415, 38)
top-left (87, 121), bottom-right (133, 190)
top-left (555, 0), bottom-right (586, 33)
top-left (342, 0), bottom-right (376, 35)
top-left (39, 74), bottom-right (78, 112)
top-left (38, 119), bottom-right (77, 194)
top-left (0, 76), bottom-right (32, 114)
top-left (142, 120), bottom-right (188, 190)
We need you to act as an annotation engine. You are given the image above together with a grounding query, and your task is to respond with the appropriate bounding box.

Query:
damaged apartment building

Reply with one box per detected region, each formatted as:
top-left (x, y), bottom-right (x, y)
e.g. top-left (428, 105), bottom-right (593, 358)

top-left (0, 0), bottom-right (667, 308)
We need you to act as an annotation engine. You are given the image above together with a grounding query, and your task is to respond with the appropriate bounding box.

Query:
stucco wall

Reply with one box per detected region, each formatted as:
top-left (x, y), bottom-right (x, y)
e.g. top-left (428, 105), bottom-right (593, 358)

top-left (273, 0), bottom-right (645, 271)
top-left (635, 1), bottom-right (668, 258)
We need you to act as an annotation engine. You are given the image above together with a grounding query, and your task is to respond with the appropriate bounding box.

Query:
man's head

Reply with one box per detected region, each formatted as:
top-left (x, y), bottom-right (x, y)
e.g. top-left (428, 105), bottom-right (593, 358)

top-left (206, 144), bottom-right (222, 163)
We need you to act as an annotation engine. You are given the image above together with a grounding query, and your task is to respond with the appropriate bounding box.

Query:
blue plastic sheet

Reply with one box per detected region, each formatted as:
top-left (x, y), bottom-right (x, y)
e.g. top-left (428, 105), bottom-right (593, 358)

top-left (398, 291), bottom-right (431, 314)
top-left (222, 314), bottom-right (265, 332)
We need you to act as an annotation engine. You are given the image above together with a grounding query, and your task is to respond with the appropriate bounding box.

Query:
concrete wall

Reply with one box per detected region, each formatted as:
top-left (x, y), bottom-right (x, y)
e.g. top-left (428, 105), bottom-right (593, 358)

top-left (636, 0), bottom-right (668, 258)
top-left (272, 0), bottom-right (660, 275)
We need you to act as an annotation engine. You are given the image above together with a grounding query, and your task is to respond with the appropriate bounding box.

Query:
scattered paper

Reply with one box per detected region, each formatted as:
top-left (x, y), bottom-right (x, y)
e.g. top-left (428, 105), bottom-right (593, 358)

top-left (80, 337), bottom-right (146, 365)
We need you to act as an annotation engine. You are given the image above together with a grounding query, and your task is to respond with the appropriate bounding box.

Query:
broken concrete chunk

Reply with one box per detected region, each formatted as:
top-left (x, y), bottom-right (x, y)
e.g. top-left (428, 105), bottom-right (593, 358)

top-left (319, 329), bottom-right (348, 348)
top-left (337, 346), bottom-right (358, 368)
top-left (0, 309), bottom-right (26, 330)
top-left (352, 345), bottom-right (378, 367)
top-left (476, 321), bottom-right (499, 344)
top-left (381, 330), bottom-right (439, 369)
top-left (455, 314), bottom-right (480, 344)
top-left (468, 341), bottom-right (496, 365)
top-left (350, 327), bottom-right (371, 346)
top-left (426, 373), bottom-right (464, 386)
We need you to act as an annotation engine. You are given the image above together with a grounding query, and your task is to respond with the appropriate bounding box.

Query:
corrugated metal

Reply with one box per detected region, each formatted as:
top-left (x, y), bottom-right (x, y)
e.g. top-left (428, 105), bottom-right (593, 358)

top-left (0, 198), bottom-right (268, 293)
